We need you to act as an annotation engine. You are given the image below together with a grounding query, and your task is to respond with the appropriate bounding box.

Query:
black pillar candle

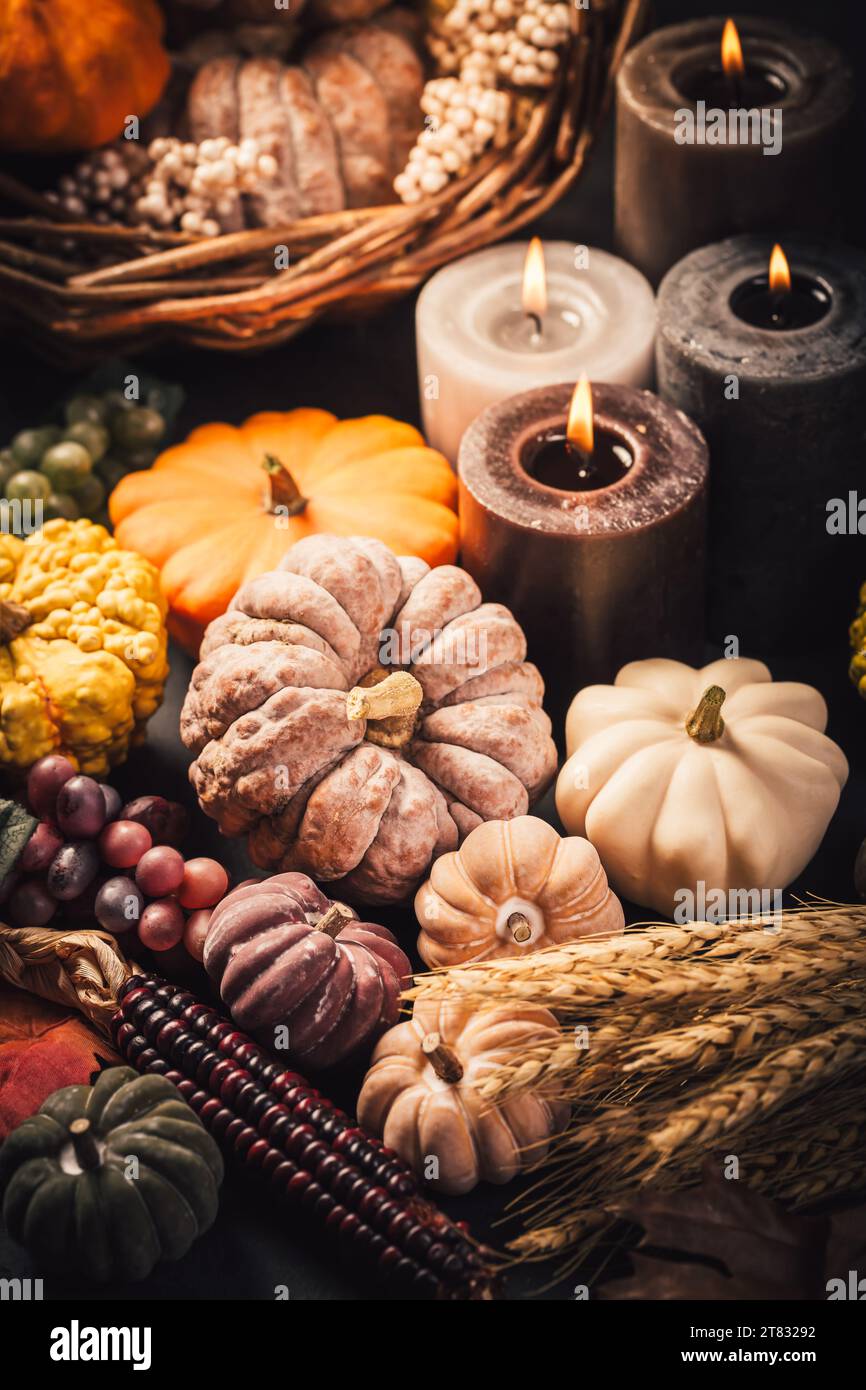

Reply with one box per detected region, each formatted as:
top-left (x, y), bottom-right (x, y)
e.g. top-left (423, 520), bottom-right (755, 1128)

top-left (458, 382), bottom-right (708, 730)
top-left (656, 234), bottom-right (866, 653)
top-left (615, 17), bottom-right (856, 285)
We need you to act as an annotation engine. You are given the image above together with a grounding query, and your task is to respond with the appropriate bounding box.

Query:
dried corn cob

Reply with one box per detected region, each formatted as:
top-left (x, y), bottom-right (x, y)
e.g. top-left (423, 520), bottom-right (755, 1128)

top-left (112, 974), bottom-right (498, 1300)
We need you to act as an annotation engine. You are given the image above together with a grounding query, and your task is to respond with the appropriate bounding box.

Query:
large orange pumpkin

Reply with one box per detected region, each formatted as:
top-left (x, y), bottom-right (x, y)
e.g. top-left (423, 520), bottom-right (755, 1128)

top-left (0, 0), bottom-right (170, 153)
top-left (110, 410), bottom-right (459, 654)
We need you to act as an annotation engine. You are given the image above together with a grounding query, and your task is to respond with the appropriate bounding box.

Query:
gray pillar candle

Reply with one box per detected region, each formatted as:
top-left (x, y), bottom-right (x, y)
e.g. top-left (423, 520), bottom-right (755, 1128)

top-left (656, 234), bottom-right (866, 653)
top-left (458, 382), bottom-right (708, 729)
top-left (615, 16), bottom-right (855, 285)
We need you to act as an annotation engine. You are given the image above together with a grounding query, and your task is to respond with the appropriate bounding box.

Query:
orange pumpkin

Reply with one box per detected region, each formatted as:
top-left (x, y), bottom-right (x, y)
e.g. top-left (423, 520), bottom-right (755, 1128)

top-left (110, 410), bottom-right (460, 654)
top-left (0, 0), bottom-right (170, 153)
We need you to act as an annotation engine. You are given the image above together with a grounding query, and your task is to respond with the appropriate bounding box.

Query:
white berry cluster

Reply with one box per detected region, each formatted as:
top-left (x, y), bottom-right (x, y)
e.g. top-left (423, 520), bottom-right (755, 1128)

top-left (395, 0), bottom-right (571, 204)
top-left (431, 0), bottom-right (571, 88)
top-left (394, 79), bottom-right (510, 202)
top-left (137, 136), bottom-right (279, 236)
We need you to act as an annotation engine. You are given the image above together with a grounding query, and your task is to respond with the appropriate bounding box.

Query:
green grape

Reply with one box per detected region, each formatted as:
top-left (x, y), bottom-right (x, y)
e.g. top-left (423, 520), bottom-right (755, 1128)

top-left (111, 407), bottom-right (166, 452)
top-left (41, 441), bottom-right (93, 491)
top-left (119, 447), bottom-right (157, 471)
top-left (0, 450), bottom-right (16, 493)
top-left (6, 470), bottom-right (52, 502)
top-left (44, 492), bottom-right (81, 521)
top-left (10, 426), bottom-right (62, 469)
top-left (64, 420), bottom-right (110, 462)
top-left (65, 394), bottom-right (108, 426)
top-left (95, 456), bottom-right (131, 492)
top-left (69, 472), bottom-right (105, 515)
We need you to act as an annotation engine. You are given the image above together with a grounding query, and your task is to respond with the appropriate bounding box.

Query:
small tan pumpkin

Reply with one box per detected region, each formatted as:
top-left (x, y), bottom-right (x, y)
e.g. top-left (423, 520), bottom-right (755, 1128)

top-left (414, 815), bottom-right (624, 968)
top-left (357, 999), bottom-right (569, 1195)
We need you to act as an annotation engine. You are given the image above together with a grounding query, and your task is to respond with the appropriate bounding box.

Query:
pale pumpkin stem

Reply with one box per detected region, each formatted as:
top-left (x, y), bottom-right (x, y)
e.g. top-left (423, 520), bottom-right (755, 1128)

top-left (685, 685), bottom-right (726, 743)
top-left (262, 454), bottom-right (308, 516)
top-left (421, 1032), bottom-right (464, 1085)
top-left (316, 902), bottom-right (355, 938)
top-left (346, 671), bottom-right (424, 749)
top-left (0, 600), bottom-right (31, 643)
top-left (507, 912), bottom-right (533, 944)
top-left (68, 1117), bottom-right (101, 1171)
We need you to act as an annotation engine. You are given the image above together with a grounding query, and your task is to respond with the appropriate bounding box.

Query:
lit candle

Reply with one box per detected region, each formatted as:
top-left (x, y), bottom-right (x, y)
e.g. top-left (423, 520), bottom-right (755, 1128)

top-left (657, 234), bottom-right (866, 651)
top-left (416, 240), bottom-right (655, 463)
top-left (615, 16), bottom-right (856, 284)
top-left (458, 379), bottom-right (708, 727)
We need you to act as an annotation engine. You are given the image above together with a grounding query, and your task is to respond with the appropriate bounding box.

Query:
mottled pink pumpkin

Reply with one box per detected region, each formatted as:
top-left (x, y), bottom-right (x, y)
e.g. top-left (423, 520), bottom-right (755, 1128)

top-left (181, 534), bottom-right (558, 904)
top-left (202, 871), bottom-right (411, 1069)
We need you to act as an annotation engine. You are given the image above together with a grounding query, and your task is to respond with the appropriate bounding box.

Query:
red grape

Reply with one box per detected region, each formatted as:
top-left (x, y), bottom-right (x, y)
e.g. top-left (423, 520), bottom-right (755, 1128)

top-left (20, 821), bottom-right (63, 873)
top-left (178, 857), bottom-right (228, 910)
top-left (183, 908), bottom-right (213, 962)
top-left (121, 796), bottom-right (188, 848)
top-left (26, 754), bottom-right (75, 820)
top-left (46, 842), bottom-right (100, 900)
top-left (56, 775), bottom-right (107, 838)
top-left (99, 819), bottom-right (152, 869)
top-left (135, 845), bottom-right (185, 896)
top-left (9, 879), bottom-right (56, 928)
top-left (95, 876), bottom-right (144, 933)
top-left (99, 783), bottom-right (123, 821)
top-left (139, 898), bottom-right (185, 952)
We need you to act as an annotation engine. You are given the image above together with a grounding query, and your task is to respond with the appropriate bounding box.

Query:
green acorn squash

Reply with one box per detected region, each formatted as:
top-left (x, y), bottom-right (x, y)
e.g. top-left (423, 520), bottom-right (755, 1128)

top-left (0, 1066), bottom-right (223, 1281)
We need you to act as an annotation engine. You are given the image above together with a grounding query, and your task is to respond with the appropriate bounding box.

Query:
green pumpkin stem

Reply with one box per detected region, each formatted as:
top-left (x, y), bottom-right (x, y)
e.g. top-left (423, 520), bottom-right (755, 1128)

top-left (686, 685), bottom-right (726, 743)
top-left (68, 1118), bottom-right (101, 1171)
top-left (262, 454), bottom-right (308, 516)
top-left (0, 600), bottom-right (32, 644)
top-left (421, 1032), bottom-right (464, 1085)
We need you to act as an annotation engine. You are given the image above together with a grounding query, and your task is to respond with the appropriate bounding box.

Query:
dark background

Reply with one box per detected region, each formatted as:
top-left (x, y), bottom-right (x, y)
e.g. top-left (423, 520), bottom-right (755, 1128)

top-left (1, 0), bottom-right (865, 1302)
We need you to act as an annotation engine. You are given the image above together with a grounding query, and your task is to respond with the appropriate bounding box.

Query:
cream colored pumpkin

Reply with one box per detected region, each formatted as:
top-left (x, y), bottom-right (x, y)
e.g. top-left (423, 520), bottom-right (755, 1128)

top-left (414, 815), bottom-right (624, 968)
top-left (357, 999), bottom-right (568, 1195)
top-left (555, 658), bottom-right (849, 917)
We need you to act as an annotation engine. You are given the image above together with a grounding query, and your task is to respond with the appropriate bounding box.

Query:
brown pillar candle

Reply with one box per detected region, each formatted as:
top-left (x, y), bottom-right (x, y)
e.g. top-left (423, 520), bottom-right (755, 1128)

top-left (458, 382), bottom-right (709, 729)
top-left (615, 16), bottom-right (856, 285)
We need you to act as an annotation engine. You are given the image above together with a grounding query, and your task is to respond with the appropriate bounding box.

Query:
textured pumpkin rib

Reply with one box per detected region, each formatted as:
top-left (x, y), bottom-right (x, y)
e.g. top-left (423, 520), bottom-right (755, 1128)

top-left (132, 1165), bottom-right (200, 1261)
top-left (164, 522), bottom-right (311, 633)
top-left (412, 742), bottom-right (529, 821)
top-left (115, 500), bottom-right (245, 568)
top-left (290, 743), bottom-right (402, 880)
top-left (651, 751), bottom-right (731, 904)
top-left (420, 704), bottom-right (555, 799)
top-left (234, 569), bottom-right (362, 672)
top-left (305, 497), bottom-right (459, 566)
top-left (312, 450), bottom-right (457, 506)
top-left (437, 660), bottom-right (544, 709)
top-left (730, 718), bottom-right (849, 788)
top-left (303, 416), bottom-right (426, 484)
top-left (279, 533), bottom-right (402, 655)
top-left (238, 409), bottom-right (337, 483)
top-left (342, 762), bottom-right (456, 903)
top-left (413, 606), bottom-right (527, 705)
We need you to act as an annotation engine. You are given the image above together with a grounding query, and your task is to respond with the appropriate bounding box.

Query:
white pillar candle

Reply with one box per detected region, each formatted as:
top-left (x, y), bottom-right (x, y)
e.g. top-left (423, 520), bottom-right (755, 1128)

top-left (416, 241), bottom-right (656, 463)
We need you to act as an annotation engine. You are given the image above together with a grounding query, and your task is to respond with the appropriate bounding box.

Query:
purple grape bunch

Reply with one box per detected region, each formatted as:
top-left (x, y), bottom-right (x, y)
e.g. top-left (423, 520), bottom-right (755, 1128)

top-left (6, 756), bottom-right (227, 958)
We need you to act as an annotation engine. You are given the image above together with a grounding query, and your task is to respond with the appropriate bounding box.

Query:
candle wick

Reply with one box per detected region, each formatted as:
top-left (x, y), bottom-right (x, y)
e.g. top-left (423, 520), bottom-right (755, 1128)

top-left (527, 310), bottom-right (543, 341)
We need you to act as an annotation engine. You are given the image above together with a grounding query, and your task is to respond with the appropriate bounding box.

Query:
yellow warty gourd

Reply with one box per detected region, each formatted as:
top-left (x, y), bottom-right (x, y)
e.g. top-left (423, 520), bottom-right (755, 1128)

top-left (0, 520), bottom-right (168, 776)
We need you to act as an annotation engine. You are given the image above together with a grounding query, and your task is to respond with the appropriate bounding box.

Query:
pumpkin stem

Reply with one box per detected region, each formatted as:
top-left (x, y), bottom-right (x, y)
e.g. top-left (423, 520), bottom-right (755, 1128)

top-left (685, 685), bottom-right (726, 743)
top-left (421, 1032), bottom-right (464, 1085)
top-left (507, 911), bottom-right (533, 945)
top-left (0, 600), bottom-right (31, 643)
top-left (346, 669), bottom-right (424, 750)
top-left (68, 1117), bottom-right (101, 1171)
top-left (262, 454), bottom-right (308, 516)
top-left (317, 902), bottom-right (355, 938)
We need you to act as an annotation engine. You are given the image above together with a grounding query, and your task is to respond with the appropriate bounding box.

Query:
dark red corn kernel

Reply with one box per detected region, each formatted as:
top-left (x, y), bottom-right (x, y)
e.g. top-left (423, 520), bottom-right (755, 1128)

top-left (286, 1170), bottom-right (313, 1200)
top-left (342, 1176), bottom-right (370, 1209)
top-left (338, 1212), bottom-right (361, 1243)
top-left (386, 1173), bottom-right (417, 1200)
top-left (426, 1243), bottom-right (450, 1272)
top-left (223, 1116), bottom-right (245, 1146)
top-left (407, 1226), bottom-right (434, 1259)
top-left (331, 1165), bottom-right (362, 1200)
top-left (125, 1035), bottom-right (150, 1064)
top-left (145, 1057), bottom-right (170, 1075)
top-left (114, 1020), bottom-right (137, 1047)
top-left (208, 1059), bottom-right (238, 1093)
top-left (299, 1179), bottom-right (325, 1212)
top-left (117, 986), bottom-right (151, 1012)
top-left (413, 1269), bottom-right (440, 1298)
top-left (209, 1108), bottom-right (234, 1141)
top-left (198, 1096), bottom-right (221, 1125)
top-left (175, 1077), bottom-right (196, 1099)
top-left (392, 1257), bottom-right (419, 1287)
top-left (243, 1138), bottom-right (269, 1170)
top-left (245, 1091), bottom-right (276, 1126)
top-left (206, 1021), bottom-right (233, 1043)
top-left (141, 1008), bottom-right (172, 1039)
top-left (286, 1124), bottom-right (316, 1158)
top-left (325, 1203), bottom-right (349, 1233)
top-left (313, 1191), bottom-right (336, 1222)
top-left (262, 1148), bottom-right (283, 1178)
top-left (388, 1212), bottom-right (413, 1246)
top-left (269, 1160), bottom-right (297, 1190)
top-left (358, 1186), bottom-right (387, 1220)
top-left (440, 1254), bottom-right (466, 1282)
top-left (232, 1082), bottom-right (259, 1117)
top-left (128, 997), bottom-right (160, 1026)
top-left (315, 1153), bottom-right (342, 1188)
top-left (156, 1018), bottom-right (186, 1052)
top-left (234, 1126), bottom-right (258, 1157)
top-left (118, 977), bottom-right (146, 1001)
top-left (378, 1244), bottom-right (401, 1273)
top-left (298, 1140), bottom-right (329, 1170)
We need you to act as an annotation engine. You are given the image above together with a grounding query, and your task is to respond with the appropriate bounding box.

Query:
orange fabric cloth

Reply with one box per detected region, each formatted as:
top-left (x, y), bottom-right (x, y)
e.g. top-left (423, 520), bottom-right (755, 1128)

top-left (0, 981), bottom-right (119, 1139)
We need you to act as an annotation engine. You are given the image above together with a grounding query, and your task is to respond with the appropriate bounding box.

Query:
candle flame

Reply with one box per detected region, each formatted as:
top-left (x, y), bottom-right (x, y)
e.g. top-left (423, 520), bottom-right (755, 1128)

top-left (522, 237), bottom-right (547, 321)
top-left (567, 376), bottom-right (594, 456)
top-left (769, 242), bottom-right (791, 293)
top-left (721, 18), bottom-right (745, 78)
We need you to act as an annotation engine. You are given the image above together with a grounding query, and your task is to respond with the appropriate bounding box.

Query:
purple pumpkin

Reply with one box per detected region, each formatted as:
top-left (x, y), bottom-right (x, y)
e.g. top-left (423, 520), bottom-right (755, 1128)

top-left (203, 872), bottom-right (412, 1070)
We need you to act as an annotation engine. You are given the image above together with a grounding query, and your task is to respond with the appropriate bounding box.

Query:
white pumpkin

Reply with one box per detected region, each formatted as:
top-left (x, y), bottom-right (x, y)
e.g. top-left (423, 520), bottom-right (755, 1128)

top-left (555, 658), bottom-right (849, 916)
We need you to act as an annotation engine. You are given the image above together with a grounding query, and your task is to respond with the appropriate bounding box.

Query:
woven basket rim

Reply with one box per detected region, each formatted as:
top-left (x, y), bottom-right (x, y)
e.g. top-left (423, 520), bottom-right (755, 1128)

top-left (0, 0), bottom-right (647, 359)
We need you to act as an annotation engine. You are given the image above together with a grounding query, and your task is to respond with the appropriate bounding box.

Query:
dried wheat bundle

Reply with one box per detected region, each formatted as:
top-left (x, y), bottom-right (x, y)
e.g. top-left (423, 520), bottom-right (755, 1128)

top-left (408, 904), bottom-right (866, 1263)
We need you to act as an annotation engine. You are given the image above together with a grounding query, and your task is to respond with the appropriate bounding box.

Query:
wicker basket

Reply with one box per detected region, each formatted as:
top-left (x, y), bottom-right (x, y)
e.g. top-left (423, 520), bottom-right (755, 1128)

top-left (0, 0), bottom-right (645, 361)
